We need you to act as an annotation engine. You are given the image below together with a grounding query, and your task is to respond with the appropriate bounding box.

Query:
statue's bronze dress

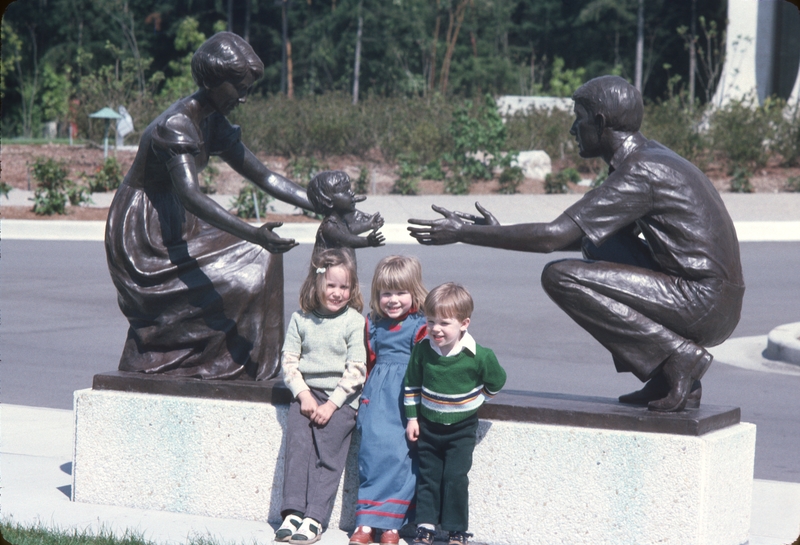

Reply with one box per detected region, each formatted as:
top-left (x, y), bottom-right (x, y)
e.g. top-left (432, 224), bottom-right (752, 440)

top-left (105, 103), bottom-right (283, 380)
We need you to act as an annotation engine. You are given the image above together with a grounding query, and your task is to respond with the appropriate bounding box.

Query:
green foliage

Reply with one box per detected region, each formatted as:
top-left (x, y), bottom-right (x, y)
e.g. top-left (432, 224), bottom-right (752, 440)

top-left (0, 20), bottom-right (22, 100)
top-left (31, 157), bottom-right (71, 215)
top-left (729, 166), bottom-right (753, 193)
top-left (547, 57), bottom-right (586, 97)
top-left (785, 175), bottom-right (800, 192)
top-left (421, 160), bottom-right (446, 181)
top-left (236, 93), bottom-right (452, 164)
top-left (0, 181), bottom-right (12, 199)
top-left (505, 107), bottom-right (578, 164)
top-left (159, 18), bottom-right (206, 103)
top-left (392, 154), bottom-right (421, 195)
top-left (86, 157), bottom-right (124, 192)
top-left (498, 166), bottom-right (524, 194)
top-left (354, 167), bottom-right (370, 194)
top-left (544, 167), bottom-right (580, 194)
top-left (38, 63), bottom-right (72, 127)
top-left (444, 174), bottom-right (471, 196)
top-left (440, 94), bottom-right (519, 193)
top-left (286, 156), bottom-right (328, 187)
top-left (771, 100), bottom-right (800, 167)
top-left (642, 95), bottom-right (706, 165)
top-left (1, 521), bottom-right (154, 545)
top-left (230, 186), bottom-right (273, 219)
top-left (710, 98), bottom-right (777, 169)
top-left (200, 162), bottom-right (219, 195)
top-left (591, 165), bottom-right (609, 188)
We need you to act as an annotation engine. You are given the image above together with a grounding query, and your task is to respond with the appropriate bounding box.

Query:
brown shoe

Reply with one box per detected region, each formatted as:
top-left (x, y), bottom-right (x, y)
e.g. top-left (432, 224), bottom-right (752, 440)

top-left (619, 373), bottom-right (701, 409)
top-left (349, 526), bottom-right (374, 545)
top-left (649, 346), bottom-right (712, 412)
top-left (379, 529), bottom-right (400, 545)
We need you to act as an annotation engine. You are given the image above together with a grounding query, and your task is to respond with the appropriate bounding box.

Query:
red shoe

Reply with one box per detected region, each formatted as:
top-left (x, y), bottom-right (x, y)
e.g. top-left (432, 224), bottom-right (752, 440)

top-left (380, 529), bottom-right (400, 544)
top-left (349, 526), bottom-right (374, 545)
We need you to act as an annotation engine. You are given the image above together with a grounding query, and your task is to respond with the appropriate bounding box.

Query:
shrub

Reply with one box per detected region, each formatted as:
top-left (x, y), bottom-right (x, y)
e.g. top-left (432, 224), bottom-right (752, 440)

top-left (710, 98), bottom-right (775, 169)
top-left (86, 156), bottom-right (124, 192)
top-left (771, 100), bottom-right (800, 167)
top-left (286, 156), bottom-right (328, 187)
top-left (497, 166), bottom-right (523, 194)
top-left (544, 167), bottom-right (580, 194)
top-left (591, 165), bottom-right (609, 188)
top-left (444, 174), bottom-right (471, 195)
top-left (784, 175), bottom-right (800, 192)
top-left (505, 107), bottom-right (577, 163)
top-left (234, 93), bottom-right (454, 162)
top-left (420, 159), bottom-right (446, 181)
top-left (392, 154), bottom-right (420, 195)
top-left (642, 96), bottom-right (707, 166)
top-left (0, 180), bottom-right (11, 199)
top-left (729, 166), bottom-right (754, 193)
top-left (354, 166), bottom-right (370, 194)
top-left (31, 157), bottom-right (71, 215)
top-left (230, 186), bottom-right (273, 219)
top-left (200, 161), bottom-right (219, 195)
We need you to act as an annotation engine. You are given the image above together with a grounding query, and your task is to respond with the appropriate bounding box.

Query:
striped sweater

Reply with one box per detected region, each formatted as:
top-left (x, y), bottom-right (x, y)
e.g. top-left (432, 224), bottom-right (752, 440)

top-left (403, 337), bottom-right (506, 425)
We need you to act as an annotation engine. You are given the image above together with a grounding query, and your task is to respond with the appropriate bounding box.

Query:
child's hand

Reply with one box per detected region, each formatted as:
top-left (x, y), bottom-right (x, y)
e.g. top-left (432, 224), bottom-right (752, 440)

top-left (312, 400), bottom-right (337, 426)
top-left (406, 419), bottom-right (419, 442)
top-left (366, 212), bottom-right (384, 230)
top-left (367, 229), bottom-right (385, 248)
top-left (297, 390), bottom-right (318, 419)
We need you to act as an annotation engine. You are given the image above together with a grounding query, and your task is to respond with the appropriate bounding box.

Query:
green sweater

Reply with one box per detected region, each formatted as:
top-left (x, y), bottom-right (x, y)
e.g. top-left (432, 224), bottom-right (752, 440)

top-left (403, 338), bottom-right (506, 424)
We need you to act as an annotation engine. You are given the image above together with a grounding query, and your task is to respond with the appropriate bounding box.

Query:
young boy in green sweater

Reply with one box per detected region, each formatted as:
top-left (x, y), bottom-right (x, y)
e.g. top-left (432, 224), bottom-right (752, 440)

top-left (403, 282), bottom-right (507, 545)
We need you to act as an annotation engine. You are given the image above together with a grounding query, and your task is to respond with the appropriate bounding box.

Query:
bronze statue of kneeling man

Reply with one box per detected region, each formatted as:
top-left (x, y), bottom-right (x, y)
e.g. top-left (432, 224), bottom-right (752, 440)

top-left (408, 75), bottom-right (744, 412)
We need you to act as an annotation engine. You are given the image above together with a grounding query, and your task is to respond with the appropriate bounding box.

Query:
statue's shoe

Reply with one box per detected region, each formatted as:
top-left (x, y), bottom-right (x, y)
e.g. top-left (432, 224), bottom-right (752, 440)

top-left (619, 374), bottom-right (702, 409)
top-left (649, 347), bottom-right (713, 412)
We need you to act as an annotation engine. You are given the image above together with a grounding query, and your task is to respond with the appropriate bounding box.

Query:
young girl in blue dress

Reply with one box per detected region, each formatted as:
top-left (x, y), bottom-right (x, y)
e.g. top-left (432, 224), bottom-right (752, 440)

top-left (275, 249), bottom-right (367, 544)
top-left (350, 255), bottom-right (428, 545)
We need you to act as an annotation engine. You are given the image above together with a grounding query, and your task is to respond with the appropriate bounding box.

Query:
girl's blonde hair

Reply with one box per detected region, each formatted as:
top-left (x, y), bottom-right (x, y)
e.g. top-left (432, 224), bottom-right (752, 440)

top-left (299, 248), bottom-right (363, 313)
top-left (369, 255), bottom-right (428, 319)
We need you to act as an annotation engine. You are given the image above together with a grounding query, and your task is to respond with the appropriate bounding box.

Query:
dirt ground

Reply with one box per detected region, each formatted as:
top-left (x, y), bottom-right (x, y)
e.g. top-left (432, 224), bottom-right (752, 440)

top-left (2, 143), bottom-right (797, 221)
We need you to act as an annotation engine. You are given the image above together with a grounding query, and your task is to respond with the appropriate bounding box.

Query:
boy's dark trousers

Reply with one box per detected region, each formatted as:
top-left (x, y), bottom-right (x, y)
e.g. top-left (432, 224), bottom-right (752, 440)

top-left (415, 414), bottom-right (479, 532)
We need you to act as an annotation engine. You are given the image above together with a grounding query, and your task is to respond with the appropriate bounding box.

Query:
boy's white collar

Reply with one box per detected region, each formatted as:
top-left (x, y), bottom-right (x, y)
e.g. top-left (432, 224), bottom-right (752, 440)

top-left (430, 331), bottom-right (476, 357)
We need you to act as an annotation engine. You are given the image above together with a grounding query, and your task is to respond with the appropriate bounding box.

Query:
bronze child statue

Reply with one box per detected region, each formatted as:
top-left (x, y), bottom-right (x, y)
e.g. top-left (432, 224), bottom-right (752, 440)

top-left (307, 170), bottom-right (385, 262)
top-left (408, 75), bottom-right (744, 413)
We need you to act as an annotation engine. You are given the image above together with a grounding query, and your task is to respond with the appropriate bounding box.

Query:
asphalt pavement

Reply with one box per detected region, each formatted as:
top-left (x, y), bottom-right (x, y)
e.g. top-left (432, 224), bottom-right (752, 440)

top-left (2, 192), bottom-right (800, 544)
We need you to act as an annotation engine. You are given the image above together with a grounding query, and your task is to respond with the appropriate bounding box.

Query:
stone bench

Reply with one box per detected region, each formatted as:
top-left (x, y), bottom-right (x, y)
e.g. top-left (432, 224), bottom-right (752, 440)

top-left (73, 372), bottom-right (755, 545)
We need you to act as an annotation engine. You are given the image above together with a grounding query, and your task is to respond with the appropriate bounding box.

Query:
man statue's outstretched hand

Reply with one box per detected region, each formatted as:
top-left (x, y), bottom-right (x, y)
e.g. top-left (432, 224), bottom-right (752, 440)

top-left (407, 202), bottom-right (498, 245)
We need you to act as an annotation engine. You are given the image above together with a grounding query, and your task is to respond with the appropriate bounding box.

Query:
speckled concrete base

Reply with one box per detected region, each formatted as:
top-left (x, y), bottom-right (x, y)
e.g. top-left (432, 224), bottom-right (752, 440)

top-left (73, 389), bottom-right (755, 544)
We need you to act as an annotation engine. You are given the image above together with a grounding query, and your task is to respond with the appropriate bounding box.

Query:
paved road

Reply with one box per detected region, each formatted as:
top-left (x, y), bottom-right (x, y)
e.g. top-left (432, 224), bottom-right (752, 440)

top-left (2, 240), bottom-right (799, 482)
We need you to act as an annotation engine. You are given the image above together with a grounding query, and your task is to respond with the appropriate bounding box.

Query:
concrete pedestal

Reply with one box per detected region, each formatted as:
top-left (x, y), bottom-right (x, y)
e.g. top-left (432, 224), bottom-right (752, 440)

top-left (73, 377), bottom-right (755, 545)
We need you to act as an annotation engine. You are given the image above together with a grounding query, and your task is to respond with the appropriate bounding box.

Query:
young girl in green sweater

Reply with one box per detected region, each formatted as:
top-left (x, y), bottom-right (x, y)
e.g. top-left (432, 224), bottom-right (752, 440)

top-left (275, 249), bottom-right (367, 544)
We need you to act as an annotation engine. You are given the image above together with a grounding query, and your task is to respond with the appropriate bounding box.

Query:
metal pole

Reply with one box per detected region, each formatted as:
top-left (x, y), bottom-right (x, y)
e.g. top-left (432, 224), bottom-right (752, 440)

top-left (103, 120), bottom-right (110, 158)
top-left (281, 1), bottom-right (288, 95)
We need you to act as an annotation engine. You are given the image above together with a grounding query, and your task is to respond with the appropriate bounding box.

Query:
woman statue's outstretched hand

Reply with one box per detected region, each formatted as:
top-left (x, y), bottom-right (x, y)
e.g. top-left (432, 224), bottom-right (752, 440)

top-left (255, 222), bottom-right (299, 253)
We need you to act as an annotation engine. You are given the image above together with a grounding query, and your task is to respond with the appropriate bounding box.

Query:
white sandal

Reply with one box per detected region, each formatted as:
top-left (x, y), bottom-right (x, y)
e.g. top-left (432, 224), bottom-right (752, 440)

top-left (289, 517), bottom-right (322, 544)
top-left (275, 514), bottom-right (303, 542)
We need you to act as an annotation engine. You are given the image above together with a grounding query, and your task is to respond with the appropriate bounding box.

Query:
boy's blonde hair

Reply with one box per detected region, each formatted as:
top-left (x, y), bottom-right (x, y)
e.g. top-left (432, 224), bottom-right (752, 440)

top-left (370, 255), bottom-right (428, 318)
top-left (299, 248), bottom-right (363, 313)
top-left (422, 282), bottom-right (473, 321)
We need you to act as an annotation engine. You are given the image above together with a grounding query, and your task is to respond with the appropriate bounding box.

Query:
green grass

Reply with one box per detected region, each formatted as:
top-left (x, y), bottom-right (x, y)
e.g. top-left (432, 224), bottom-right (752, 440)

top-left (0, 521), bottom-right (258, 545)
top-left (2, 138), bottom-right (89, 146)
